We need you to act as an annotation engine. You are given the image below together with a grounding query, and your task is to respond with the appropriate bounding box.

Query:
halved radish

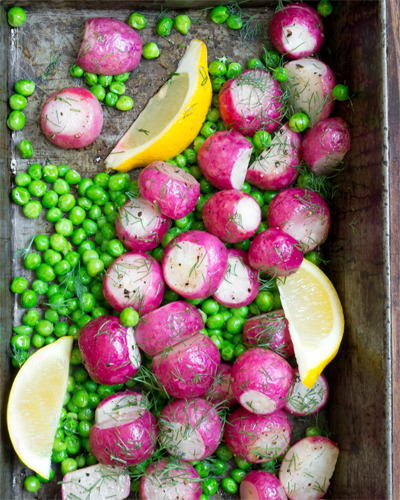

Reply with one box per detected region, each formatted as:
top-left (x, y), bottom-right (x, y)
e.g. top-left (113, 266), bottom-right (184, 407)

top-left (240, 470), bottom-right (287, 500)
top-left (206, 363), bottom-right (236, 408)
top-left (61, 464), bottom-right (130, 500)
top-left (116, 196), bottom-right (171, 252)
top-left (246, 123), bottom-right (302, 191)
top-left (284, 368), bottom-right (329, 416)
top-left (232, 348), bottom-right (294, 415)
top-left (89, 392), bottom-right (157, 466)
top-left (225, 407), bottom-right (291, 463)
top-left (135, 301), bottom-right (204, 356)
top-left (283, 58), bottom-right (336, 126)
top-left (162, 230), bottom-right (228, 299)
top-left (202, 190), bottom-right (262, 244)
top-left (103, 251), bottom-right (164, 314)
top-left (279, 436), bottom-right (339, 500)
top-left (197, 130), bottom-right (253, 190)
top-left (212, 249), bottom-right (260, 307)
top-left (158, 398), bottom-right (223, 460)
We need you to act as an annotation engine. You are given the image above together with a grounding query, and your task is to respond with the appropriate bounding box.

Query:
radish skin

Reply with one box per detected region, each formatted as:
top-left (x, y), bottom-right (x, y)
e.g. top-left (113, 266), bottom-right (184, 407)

top-left (206, 363), bottom-right (236, 408)
top-left (284, 368), bottom-right (329, 416)
top-left (240, 470), bottom-right (288, 500)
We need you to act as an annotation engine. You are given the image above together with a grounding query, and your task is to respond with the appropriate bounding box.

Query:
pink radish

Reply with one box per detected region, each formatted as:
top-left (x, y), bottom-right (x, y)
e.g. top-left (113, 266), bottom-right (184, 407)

top-left (158, 398), bottom-right (223, 460)
top-left (78, 316), bottom-right (140, 385)
top-left (267, 187), bottom-right (331, 253)
top-left (225, 407), bottom-right (291, 463)
top-left (115, 196), bottom-right (171, 252)
top-left (140, 459), bottom-right (202, 500)
top-left (279, 436), bottom-right (339, 500)
top-left (135, 301), bottom-right (204, 356)
top-left (283, 58), bottom-right (337, 126)
top-left (219, 69), bottom-right (283, 136)
top-left (232, 348), bottom-right (294, 414)
top-left (61, 464), bottom-right (130, 500)
top-left (89, 392), bottom-right (157, 466)
top-left (202, 190), bottom-right (262, 244)
top-left (41, 87), bottom-right (103, 149)
top-left (284, 368), bottom-right (329, 416)
top-left (206, 363), bottom-right (236, 408)
top-left (138, 161), bottom-right (200, 220)
top-left (302, 117), bottom-right (351, 176)
top-left (243, 310), bottom-right (294, 358)
top-left (152, 332), bottom-right (220, 399)
top-left (246, 123), bottom-right (302, 191)
top-left (269, 3), bottom-right (324, 60)
top-left (77, 18), bottom-right (142, 75)
top-left (197, 130), bottom-right (253, 190)
top-left (212, 249), bottom-right (260, 307)
top-left (162, 230), bottom-right (228, 299)
top-left (103, 251), bottom-right (164, 314)
top-left (240, 470), bottom-right (288, 500)
top-left (248, 228), bottom-right (303, 277)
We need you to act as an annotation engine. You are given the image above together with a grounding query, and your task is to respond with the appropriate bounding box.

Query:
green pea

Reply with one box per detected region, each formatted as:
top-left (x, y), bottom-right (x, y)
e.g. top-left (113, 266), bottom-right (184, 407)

top-left (226, 62), bottom-right (242, 79)
top-left (226, 315), bottom-right (245, 334)
top-left (231, 468), bottom-right (246, 484)
top-left (211, 76), bottom-right (226, 93)
top-left (109, 81), bottom-right (126, 96)
top-left (55, 218), bottom-right (73, 237)
top-left (54, 260), bottom-right (71, 276)
top-left (61, 458), bottom-right (77, 476)
top-left (250, 191), bottom-right (264, 207)
top-left (17, 140), bottom-right (34, 158)
top-left (253, 131), bottom-right (271, 150)
top-left (211, 459), bottom-right (227, 475)
top-left (15, 172), bottom-right (31, 187)
top-left (242, 181), bottom-right (251, 194)
top-left (24, 252), bottom-right (41, 270)
top-left (105, 92), bottom-right (118, 107)
top-left (247, 58), bottom-right (265, 70)
top-left (199, 495), bottom-right (210, 500)
top-left (289, 112), bottom-right (309, 132)
top-left (193, 136), bottom-right (205, 153)
top-left (84, 72), bottom-right (97, 86)
top-left (24, 476), bottom-right (40, 493)
top-left (142, 42), bottom-right (160, 59)
top-left (28, 163), bottom-right (42, 180)
top-left (54, 178), bottom-right (70, 195)
top-left (86, 258), bottom-right (104, 277)
top-left (273, 66), bottom-right (289, 83)
top-left (23, 310), bottom-right (39, 326)
top-left (304, 250), bottom-right (322, 266)
top-left (90, 83), bottom-right (106, 101)
top-left (157, 16), bottom-right (173, 36)
top-left (70, 347), bottom-right (83, 365)
top-left (234, 456), bottom-right (252, 470)
top-left (206, 313), bottom-right (225, 330)
top-left (201, 299), bottom-right (219, 315)
top-left (15, 79), bottom-right (35, 97)
top-left (116, 95), bottom-right (133, 111)
top-left (82, 219), bottom-right (98, 236)
top-left (78, 420), bottom-right (92, 438)
top-left (13, 324), bottom-right (33, 335)
top-left (332, 84), bottom-right (349, 101)
top-left (200, 177), bottom-right (213, 193)
top-left (45, 308), bottom-right (59, 324)
top-left (65, 169), bottom-right (81, 185)
top-left (183, 148), bottom-right (196, 165)
top-left (72, 389), bottom-right (89, 408)
top-left (68, 206), bottom-right (86, 226)
top-left (36, 468), bottom-right (55, 484)
top-left (206, 108), bottom-right (220, 123)
top-left (42, 164), bottom-right (58, 184)
top-left (8, 6), bottom-right (27, 27)
top-left (202, 477), bottom-right (218, 495)
top-left (88, 391), bottom-right (101, 408)
top-left (230, 306), bottom-right (248, 318)
top-left (195, 462), bottom-right (210, 478)
top-left (9, 93), bottom-right (27, 111)
top-left (50, 233), bottom-right (67, 252)
top-left (129, 12), bottom-right (146, 29)
top-left (262, 49), bottom-right (280, 69)
top-left (226, 15), bottom-right (243, 29)
top-left (11, 334), bottom-right (30, 350)
top-left (317, 0), bottom-right (333, 17)
top-left (35, 320), bottom-right (54, 337)
top-left (46, 207), bottom-right (62, 222)
top-left (306, 426), bottom-right (322, 437)
top-left (97, 384), bottom-right (115, 400)
top-left (221, 341), bottom-right (235, 360)
top-left (21, 289), bottom-right (37, 308)
top-left (174, 14), bottom-right (190, 34)
top-left (210, 5), bottom-right (229, 23)
top-left (70, 64), bottom-right (84, 78)
top-left (11, 187), bottom-right (30, 206)
top-left (31, 333), bottom-right (44, 348)
top-left (65, 435), bottom-right (81, 454)
top-left (221, 477), bottom-right (238, 494)
top-left (200, 121), bottom-right (216, 138)
top-left (255, 291), bottom-right (274, 312)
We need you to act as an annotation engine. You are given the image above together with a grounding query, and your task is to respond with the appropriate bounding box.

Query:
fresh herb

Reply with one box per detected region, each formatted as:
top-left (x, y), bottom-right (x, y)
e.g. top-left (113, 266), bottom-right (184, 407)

top-left (38, 51), bottom-right (63, 82)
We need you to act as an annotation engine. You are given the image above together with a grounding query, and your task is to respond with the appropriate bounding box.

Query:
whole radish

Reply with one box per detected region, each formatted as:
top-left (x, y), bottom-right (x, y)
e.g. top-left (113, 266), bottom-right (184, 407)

top-left (248, 228), bottom-right (303, 277)
top-left (89, 392), bottom-right (157, 466)
top-left (302, 117), bottom-right (351, 176)
top-left (225, 407), bottom-right (291, 463)
top-left (206, 363), bottom-right (236, 408)
top-left (78, 316), bottom-right (140, 385)
top-left (279, 436), bottom-right (339, 500)
top-left (213, 249), bottom-right (260, 307)
top-left (267, 187), bottom-right (331, 253)
top-left (138, 161), bottom-right (200, 219)
top-left (243, 310), bottom-right (294, 358)
top-left (162, 230), bottom-right (228, 299)
top-left (135, 301), bottom-right (204, 356)
top-left (269, 3), bottom-right (324, 59)
top-left (231, 348), bottom-right (294, 414)
top-left (246, 123), bottom-right (302, 191)
top-left (77, 18), bottom-right (142, 75)
top-left (202, 190), bottom-right (262, 243)
top-left (219, 69), bottom-right (283, 136)
top-left (284, 368), bottom-right (329, 416)
top-left (116, 196), bottom-right (171, 252)
top-left (240, 470), bottom-right (288, 500)
top-left (197, 130), bottom-right (253, 190)
top-left (103, 251), bottom-right (164, 314)
top-left (158, 398), bottom-right (223, 460)
top-left (41, 87), bottom-right (103, 149)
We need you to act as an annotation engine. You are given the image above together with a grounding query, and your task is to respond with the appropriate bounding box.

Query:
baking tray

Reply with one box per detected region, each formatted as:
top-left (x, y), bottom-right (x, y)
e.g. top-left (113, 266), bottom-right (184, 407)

top-left (0, 1), bottom-right (392, 499)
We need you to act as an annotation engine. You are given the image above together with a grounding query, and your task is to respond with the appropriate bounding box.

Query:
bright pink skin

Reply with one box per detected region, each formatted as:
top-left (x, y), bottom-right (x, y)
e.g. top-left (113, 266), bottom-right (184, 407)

top-left (225, 407), bottom-right (292, 463)
top-left (159, 398), bottom-right (223, 460)
top-left (240, 471), bottom-right (288, 500)
top-left (269, 3), bottom-right (324, 59)
top-left (202, 190), bottom-right (262, 243)
top-left (219, 69), bottom-right (283, 136)
top-left (197, 131), bottom-right (253, 190)
top-left (77, 18), bottom-right (142, 75)
top-left (139, 161), bottom-right (200, 220)
top-left (248, 228), bottom-right (303, 277)
top-left (115, 196), bottom-right (171, 252)
top-left (302, 117), bottom-right (351, 176)
top-left (140, 459), bottom-right (202, 500)
top-left (41, 87), bottom-right (103, 149)
top-left (152, 332), bottom-right (221, 399)
top-left (284, 368), bottom-right (329, 416)
top-left (103, 251), bottom-right (164, 314)
top-left (232, 348), bottom-right (294, 415)
top-left (89, 392), bottom-right (157, 466)
top-left (212, 249), bottom-right (260, 307)
top-left (162, 230), bottom-right (228, 299)
top-left (135, 301), bottom-right (204, 356)
top-left (246, 123), bottom-right (302, 191)
top-left (267, 187), bottom-right (332, 253)
top-left (206, 363), bottom-right (236, 408)
top-left (78, 316), bottom-right (140, 385)
top-left (243, 309), bottom-right (294, 358)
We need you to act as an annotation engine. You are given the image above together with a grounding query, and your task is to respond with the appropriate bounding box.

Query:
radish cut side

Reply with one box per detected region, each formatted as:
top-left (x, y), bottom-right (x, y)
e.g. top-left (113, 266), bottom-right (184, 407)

top-left (240, 482), bottom-right (260, 500)
top-left (237, 197), bottom-right (262, 233)
top-left (231, 148), bottom-right (253, 189)
top-left (240, 390), bottom-right (277, 415)
top-left (214, 255), bottom-right (251, 304)
top-left (283, 24), bottom-right (316, 55)
top-left (251, 429), bottom-right (291, 461)
top-left (127, 327), bottom-right (141, 368)
top-left (162, 422), bottom-right (205, 460)
top-left (284, 370), bottom-right (329, 416)
top-left (95, 393), bottom-right (148, 428)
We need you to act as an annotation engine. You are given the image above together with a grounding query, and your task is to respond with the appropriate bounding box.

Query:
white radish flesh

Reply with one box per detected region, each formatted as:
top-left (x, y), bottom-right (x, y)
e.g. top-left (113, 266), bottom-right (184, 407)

top-left (284, 369), bottom-right (329, 416)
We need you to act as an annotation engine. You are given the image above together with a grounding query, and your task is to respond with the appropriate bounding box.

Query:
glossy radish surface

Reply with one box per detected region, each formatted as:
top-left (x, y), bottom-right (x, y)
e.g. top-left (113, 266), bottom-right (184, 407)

top-left (206, 362), bottom-right (236, 408)
top-left (284, 368), bottom-right (329, 416)
top-left (240, 470), bottom-right (287, 500)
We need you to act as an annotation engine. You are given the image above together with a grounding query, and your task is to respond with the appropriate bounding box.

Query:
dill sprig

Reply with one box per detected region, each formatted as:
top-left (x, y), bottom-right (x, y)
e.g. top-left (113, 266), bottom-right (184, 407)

top-left (296, 164), bottom-right (340, 205)
top-left (15, 236), bottom-right (35, 259)
top-left (10, 347), bottom-right (31, 368)
top-left (38, 51), bottom-right (63, 82)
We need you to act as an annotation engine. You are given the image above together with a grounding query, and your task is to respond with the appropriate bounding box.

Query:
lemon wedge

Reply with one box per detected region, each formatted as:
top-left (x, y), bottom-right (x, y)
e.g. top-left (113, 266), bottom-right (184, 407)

top-left (105, 39), bottom-right (212, 172)
top-left (278, 259), bottom-right (344, 388)
top-left (7, 337), bottom-right (73, 479)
